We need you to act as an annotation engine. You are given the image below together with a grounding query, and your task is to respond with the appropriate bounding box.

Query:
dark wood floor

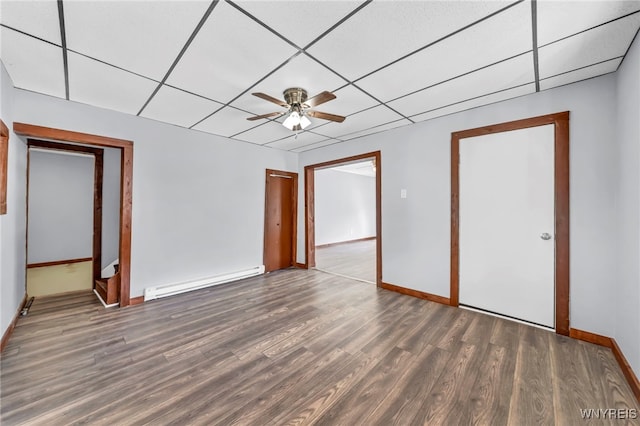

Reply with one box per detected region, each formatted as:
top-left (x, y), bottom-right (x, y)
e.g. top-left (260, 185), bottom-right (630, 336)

top-left (1, 269), bottom-right (638, 425)
top-left (315, 238), bottom-right (376, 283)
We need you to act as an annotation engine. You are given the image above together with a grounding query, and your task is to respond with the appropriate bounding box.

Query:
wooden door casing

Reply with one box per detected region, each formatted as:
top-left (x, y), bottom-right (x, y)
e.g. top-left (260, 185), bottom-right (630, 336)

top-left (264, 169), bottom-right (298, 272)
top-left (451, 111), bottom-right (570, 335)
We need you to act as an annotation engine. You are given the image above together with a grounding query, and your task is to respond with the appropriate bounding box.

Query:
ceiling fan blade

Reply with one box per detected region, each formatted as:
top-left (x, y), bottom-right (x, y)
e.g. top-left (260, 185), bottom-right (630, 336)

top-left (246, 111), bottom-right (285, 121)
top-left (303, 91), bottom-right (336, 108)
top-left (306, 110), bottom-right (345, 123)
top-left (252, 92), bottom-right (288, 108)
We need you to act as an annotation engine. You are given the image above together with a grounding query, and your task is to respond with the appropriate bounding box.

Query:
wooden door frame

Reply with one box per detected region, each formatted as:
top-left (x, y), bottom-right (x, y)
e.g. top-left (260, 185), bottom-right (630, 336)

top-left (0, 119), bottom-right (8, 215)
top-left (450, 111), bottom-right (570, 335)
top-left (263, 169), bottom-right (298, 272)
top-left (14, 123), bottom-right (134, 307)
top-left (304, 151), bottom-right (382, 286)
top-left (27, 139), bottom-right (104, 285)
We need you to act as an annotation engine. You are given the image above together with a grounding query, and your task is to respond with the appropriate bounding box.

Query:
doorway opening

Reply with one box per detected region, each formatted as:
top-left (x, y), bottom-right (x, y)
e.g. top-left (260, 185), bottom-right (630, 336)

top-left (450, 112), bottom-right (570, 335)
top-left (26, 140), bottom-right (110, 301)
top-left (313, 160), bottom-right (377, 283)
top-left (15, 123), bottom-right (134, 306)
top-left (304, 151), bottom-right (382, 286)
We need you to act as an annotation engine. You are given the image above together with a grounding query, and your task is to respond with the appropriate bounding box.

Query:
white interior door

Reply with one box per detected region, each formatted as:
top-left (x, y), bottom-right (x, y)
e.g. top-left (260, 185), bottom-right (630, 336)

top-left (459, 124), bottom-right (555, 328)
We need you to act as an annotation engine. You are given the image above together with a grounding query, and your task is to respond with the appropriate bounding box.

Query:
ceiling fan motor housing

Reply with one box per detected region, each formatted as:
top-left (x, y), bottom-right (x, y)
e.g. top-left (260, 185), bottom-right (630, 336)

top-left (283, 88), bottom-right (308, 107)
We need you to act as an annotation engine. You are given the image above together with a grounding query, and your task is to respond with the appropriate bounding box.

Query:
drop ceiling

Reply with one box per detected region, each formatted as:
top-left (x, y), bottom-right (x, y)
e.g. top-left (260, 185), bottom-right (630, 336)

top-left (1, 1), bottom-right (638, 152)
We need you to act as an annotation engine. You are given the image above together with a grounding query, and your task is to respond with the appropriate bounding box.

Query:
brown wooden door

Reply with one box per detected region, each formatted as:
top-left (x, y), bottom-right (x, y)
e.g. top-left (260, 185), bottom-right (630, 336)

top-left (264, 169), bottom-right (297, 272)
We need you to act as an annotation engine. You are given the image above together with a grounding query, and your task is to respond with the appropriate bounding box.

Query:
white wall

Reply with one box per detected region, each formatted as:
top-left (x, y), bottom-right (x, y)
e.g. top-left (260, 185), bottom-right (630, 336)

top-left (315, 168), bottom-right (375, 246)
top-left (298, 73), bottom-right (619, 338)
top-left (102, 147), bottom-right (120, 268)
top-left (11, 88), bottom-right (297, 300)
top-left (615, 33), bottom-right (640, 375)
top-left (0, 62), bottom-right (27, 337)
top-left (27, 150), bottom-right (94, 263)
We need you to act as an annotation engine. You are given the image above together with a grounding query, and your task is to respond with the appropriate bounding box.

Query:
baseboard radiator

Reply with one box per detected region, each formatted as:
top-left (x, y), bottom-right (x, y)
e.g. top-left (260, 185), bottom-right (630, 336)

top-left (144, 265), bottom-right (265, 301)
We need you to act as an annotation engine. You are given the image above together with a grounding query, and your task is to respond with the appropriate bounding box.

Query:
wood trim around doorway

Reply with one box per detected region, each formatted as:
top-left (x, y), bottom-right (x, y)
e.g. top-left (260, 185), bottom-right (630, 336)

top-left (14, 123), bottom-right (133, 307)
top-left (1, 119), bottom-right (8, 215)
top-left (450, 111), bottom-right (570, 335)
top-left (304, 151), bottom-right (382, 286)
top-left (263, 169), bottom-right (298, 272)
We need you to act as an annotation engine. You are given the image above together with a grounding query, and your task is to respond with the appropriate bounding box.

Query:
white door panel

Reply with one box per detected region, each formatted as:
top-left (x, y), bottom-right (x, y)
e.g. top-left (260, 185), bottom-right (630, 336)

top-left (459, 124), bottom-right (555, 327)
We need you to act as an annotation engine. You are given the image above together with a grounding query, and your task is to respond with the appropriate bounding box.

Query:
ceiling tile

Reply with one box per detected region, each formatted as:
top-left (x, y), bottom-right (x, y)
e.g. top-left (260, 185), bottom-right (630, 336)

top-left (293, 139), bottom-right (341, 153)
top-left (233, 121), bottom-right (295, 145)
top-left (325, 85), bottom-right (380, 117)
top-left (312, 105), bottom-right (405, 139)
top-left (64, 1), bottom-right (211, 81)
top-left (266, 132), bottom-right (334, 151)
top-left (356, 1), bottom-right (532, 102)
top-left (389, 53), bottom-right (534, 117)
top-left (340, 119), bottom-right (412, 141)
top-left (68, 52), bottom-right (158, 115)
top-left (167, 1), bottom-right (298, 104)
top-left (193, 106), bottom-right (262, 137)
top-left (411, 84), bottom-right (536, 122)
top-left (140, 85), bottom-right (223, 128)
top-left (0, 0), bottom-right (60, 44)
top-left (307, 0), bottom-right (512, 81)
top-left (232, 1), bottom-right (362, 48)
top-left (538, 14), bottom-right (640, 79)
top-left (0, 27), bottom-right (65, 98)
top-left (540, 58), bottom-right (622, 91)
top-left (538, 1), bottom-right (640, 46)
top-left (229, 54), bottom-right (346, 114)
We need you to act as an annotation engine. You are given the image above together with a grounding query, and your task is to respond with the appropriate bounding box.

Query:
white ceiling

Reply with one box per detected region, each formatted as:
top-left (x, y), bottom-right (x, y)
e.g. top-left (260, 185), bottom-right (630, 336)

top-left (328, 160), bottom-right (377, 178)
top-left (1, 1), bottom-right (638, 153)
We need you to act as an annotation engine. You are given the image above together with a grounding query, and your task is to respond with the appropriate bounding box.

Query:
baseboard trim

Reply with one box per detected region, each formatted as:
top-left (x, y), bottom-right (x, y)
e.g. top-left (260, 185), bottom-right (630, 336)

top-left (295, 262), bottom-right (308, 269)
top-left (569, 328), bottom-right (613, 348)
top-left (129, 296), bottom-right (144, 306)
top-left (1, 293), bottom-right (28, 353)
top-left (27, 257), bottom-right (92, 269)
top-left (611, 338), bottom-right (640, 402)
top-left (570, 328), bottom-right (639, 402)
top-left (381, 282), bottom-right (451, 306)
top-left (315, 236), bottom-right (376, 249)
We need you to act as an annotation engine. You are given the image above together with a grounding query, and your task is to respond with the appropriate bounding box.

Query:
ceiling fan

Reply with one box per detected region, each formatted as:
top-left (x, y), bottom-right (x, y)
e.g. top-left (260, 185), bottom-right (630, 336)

top-left (246, 88), bottom-right (346, 131)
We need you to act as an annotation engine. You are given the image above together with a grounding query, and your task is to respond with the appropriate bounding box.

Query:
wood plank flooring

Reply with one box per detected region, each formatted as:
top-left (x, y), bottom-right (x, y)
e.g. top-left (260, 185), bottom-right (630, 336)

top-left (315, 239), bottom-right (376, 283)
top-left (1, 268), bottom-right (638, 425)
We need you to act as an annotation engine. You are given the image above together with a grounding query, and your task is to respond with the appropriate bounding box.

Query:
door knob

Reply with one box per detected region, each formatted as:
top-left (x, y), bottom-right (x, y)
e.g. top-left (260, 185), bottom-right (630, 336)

top-left (540, 233), bottom-right (552, 240)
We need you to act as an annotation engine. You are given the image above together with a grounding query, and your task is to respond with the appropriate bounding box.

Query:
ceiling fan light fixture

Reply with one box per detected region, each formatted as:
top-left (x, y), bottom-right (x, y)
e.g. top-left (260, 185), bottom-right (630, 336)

top-left (249, 87), bottom-right (343, 131)
top-left (282, 111), bottom-right (301, 130)
top-left (300, 115), bottom-right (311, 129)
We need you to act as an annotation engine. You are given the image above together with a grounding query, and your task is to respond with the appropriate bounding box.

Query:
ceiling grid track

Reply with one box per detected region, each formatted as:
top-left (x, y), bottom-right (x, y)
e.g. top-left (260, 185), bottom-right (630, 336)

top-left (386, 51), bottom-right (533, 105)
top-left (190, 0), bottom-right (375, 133)
top-left (531, 0), bottom-right (541, 92)
top-left (225, 0), bottom-right (301, 51)
top-left (352, 0), bottom-right (525, 85)
top-left (1, 0), bottom-right (638, 149)
top-left (617, 21), bottom-right (640, 71)
top-left (136, 0), bottom-right (220, 116)
top-left (0, 24), bottom-right (60, 48)
top-left (191, 50), bottom-right (304, 130)
top-left (410, 82), bottom-right (535, 120)
top-left (57, 0), bottom-right (70, 100)
top-left (539, 9), bottom-right (640, 49)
